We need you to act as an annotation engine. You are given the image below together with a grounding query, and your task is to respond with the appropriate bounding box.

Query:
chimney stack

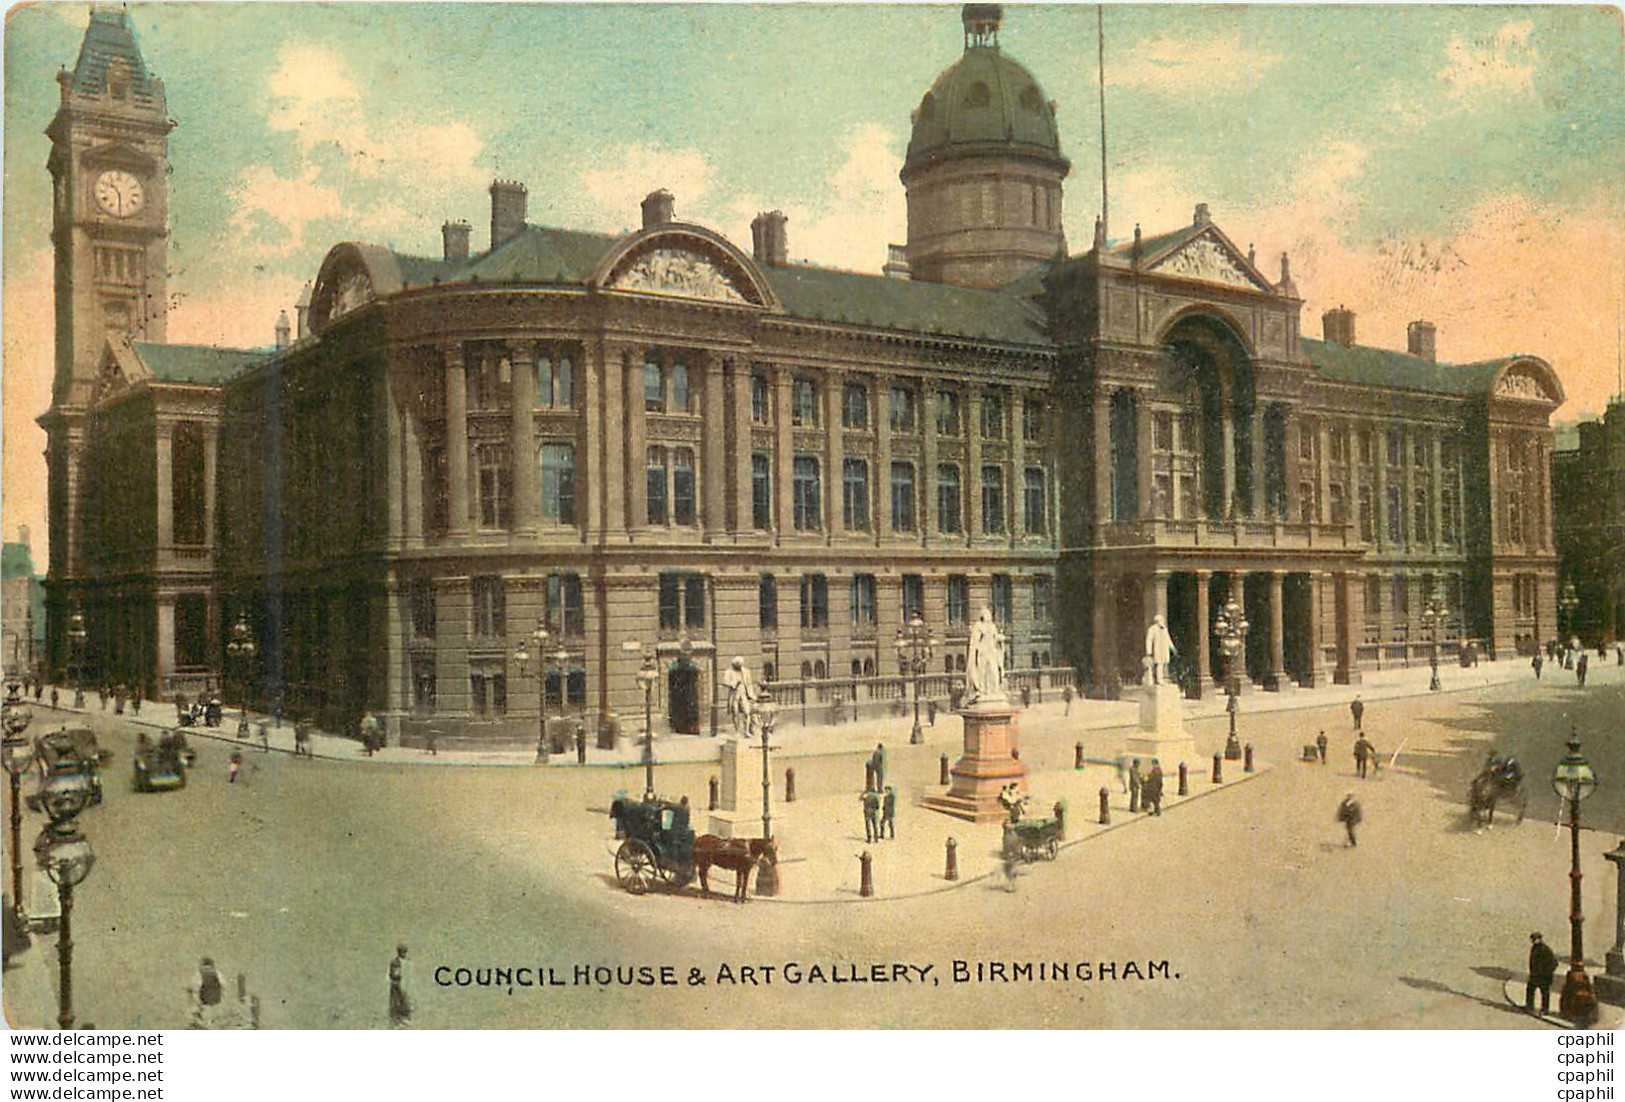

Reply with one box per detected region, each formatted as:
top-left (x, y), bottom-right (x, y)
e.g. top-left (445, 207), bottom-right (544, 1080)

top-left (641, 189), bottom-right (675, 230)
top-left (1277, 252), bottom-right (1299, 298)
top-left (275, 311), bottom-right (291, 350)
top-left (443, 220), bottom-right (472, 263)
top-left (489, 180), bottom-right (528, 250)
top-left (295, 282), bottom-right (313, 339)
top-left (1193, 203), bottom-right (1211, 227)
top-left (750, 210), bottom-right (789, 266)
top-left (1407, 320), bottom-right (1437, 362)
top-left (883, 244), bottom-right (912, 280)
top-left (1322, 306), bottom-right (1356, 348)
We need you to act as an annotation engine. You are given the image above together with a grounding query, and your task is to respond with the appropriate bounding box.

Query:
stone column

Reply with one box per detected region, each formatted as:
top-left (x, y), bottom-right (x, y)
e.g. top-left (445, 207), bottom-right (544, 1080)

top-left (1135, 392), bottom-right (1155, 519)
top-left (1486, 429), bottom-right (1501, 548)
top-left (202, 427), bottom-right (218, 549)
top-left (1268, 570), bottom-right (1286, 691)
top-left (444, 344), bottom-right (471, 537)
top-left (1221, 406), bottom-right (1237, 515)
top-left (1250, 409), bottom-right (1268, 518)
top-left (1334, 571), bottom-right (1362, 685)
top-left (966, 386), bottom-right (984, 541)
top-left (625, 349), bottom-right (648, 533)
top-left (921, 380), bottom-right (938, 548)
top-left (1091, 573), bottom-right (1118, 697)
top-left (591, 340), bottom-right (620, 542)
top-left (403, 407), bottom-right (424, 543)
top-left (1374, 427), bottom-right (1390, 549)
top-left (1011, 389), bottom-right (1027, 542)
top-left (729, 360), bottom-right (752, 535)
top-left (386, 384), bottom-right (405, 545)
top-left (1316, 420), bottom-right (1332, 525)
top-left (875, 372), bottom-right (892, 546)
top-left (702, 354), bottom-right (727, 540)
top-left (774, 367), bottom-right (794, 543)
top-left (1093, 388), bottom-right (1112, 532)
top-left (1401, 425), bottom-right (1416, 548)
top-left (1603, 844), bottom-right (1625, 985)
top-left (1303, 572), bottom-right (1324, 687)
top-left (1431, 433), bottom-right (1444, 549)
top-left (1193, 570), bottom-right (1212, 698)
top-left (1282, 406), bottom-right (1300, 523)
top-left (155, 426), bottom-right (174, 553)
top-left (155, 595), bottom-right (176, 692)
top-left (508, 341), bottom-right (540, 537)
top-left (1348, 430), bottom-right (1363, 539)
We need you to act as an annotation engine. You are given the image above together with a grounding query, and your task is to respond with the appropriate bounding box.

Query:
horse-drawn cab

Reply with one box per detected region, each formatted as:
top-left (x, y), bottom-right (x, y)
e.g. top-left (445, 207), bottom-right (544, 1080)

top-left (1469, 752), bottom-right (1527, 828)
top-left (133, 731), bottom-right (189, 793)
top-left (609, 795), bottom-right (696, 895)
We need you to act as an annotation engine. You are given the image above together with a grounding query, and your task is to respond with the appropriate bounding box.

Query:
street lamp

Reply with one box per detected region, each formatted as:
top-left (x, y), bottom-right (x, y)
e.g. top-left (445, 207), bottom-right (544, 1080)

top-left (1213, 594), bottom-right (1248, 761)
top-left (67, 609), bottom-right (87, 710)
top-left (628, 647), bottom-right (661, 801)
top-left (1420, 586), bottom-right (1446, 693)
top-left (893, 613), bottom-right (936, 745)
top-left (225, 613), bottom-right (257, 737)
top-left (1559, 582), bottom-right (1580, 642)
top-left (514, 621), bottom-right (556, 764)
top-left (32, 742), bottom-right (94, 1032)
top-left (752, 695), bottom-right (779, 897)
top-left (2, 686), bottom-right (35, 923)
top-left (1552, 731), bottom-right (1599, 1025)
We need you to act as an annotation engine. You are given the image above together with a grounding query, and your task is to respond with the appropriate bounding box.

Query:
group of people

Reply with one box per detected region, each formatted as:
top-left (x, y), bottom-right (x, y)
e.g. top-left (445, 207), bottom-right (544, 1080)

top-left (1119, 757), bottom-right (1166, 816)
top-left (860, 742), bottom-right (897, 842)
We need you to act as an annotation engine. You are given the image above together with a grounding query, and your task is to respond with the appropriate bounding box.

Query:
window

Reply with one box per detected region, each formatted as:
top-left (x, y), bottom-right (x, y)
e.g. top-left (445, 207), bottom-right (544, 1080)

top-left (672, 448), bottom-right (696, 525)
top-left (1440, 440), bottom-right (1457, 472)
top-left (1299, 481), bottom-right (1316, 525)
top-left (1386, 429), bottom-right (1402, 467)
top-left (1024, 468), bottom-right (1047, 534)
top-left (981, 466), bottom-right (1005, 534)
top-left (889, 386), bottom-right (917, 432)
top-left (470, 660), bottom-right (507, 718)
top-left (1328, 425), bottom-right (1346, 463)
top-left (1412, 433), bottom-right (1428, 469)
top-left (1442, 493), bottom-right (1458, 545)
top-left (1358, 485), bottom-right (1375, 541)
top-left (842, 458), bottom-right (870, 529)
top-left (469, 350), bottom-right (509, 411)
top-left (981, 390), bottom-right (1005, 439)
top-left (842, 383), bottom-right (869, 430)
top-left (800, 574), bottom-right (829, 629)
top-left (891, 462), bottom-right (916, 532)
top-left (644, 358), bottom-right (665, 412)
top-left (793, 454), bottom-right (822, 531)
top-left (1328, 483), bottom-right (1346, 525)
top-left (947, 575), bottom-right (969, 625)
top-left (412, 656), bottom-right (436, 713)
top-left (936, 390), bottom-right (962, 437)
top-left (658, 572), bottom-right (706, 631)
top-left (1153, 473), bottom-right (1173, 519)
top-left (751, 374), bottom-right (771, 424)
top-left (851, 574), bottom-right (877, 627)
top-left (172, 423), bottom-right (205, 545)
top-left (1392, 574), bottom-right (1410, 619)
top-left (539, 443), bottom-right (575, 523)
top-left (646, 446), bottom-right (668, 525)
top-left (538, 348), bottom-right (574, 409)
top-left (1033, 576), bottom-right (1052, 624)
top-left (669, 362), bottom-right (691, 413)
top-left (792, 378), bottom-right (818, 426)
top-left (1365, 575), bottom-right (1383, 627)
top-left (1386, 485), bottom-right (1403, 543)
top-left (751, 452), bottom-right (772, 529)
top-left (937, 463), bottom-right (962, 534)
top-left (1413, 487), bottom-right (1430, 542)
top-left (477, 443), bottom-right (512, 528)
top-left (410, 579), bottom-right (436, 638)
top-left (1023, 399), bottom-right (1045, 441)
top-left (1358, 429), bottom-right (1375, 466)
top-left (991, 574), bottom-right (1012, 625)
top-left (902, 575), bottom-right (924, 619)
top-left (472, 575), bottom-right (506, 638)
top-left (759, 574), bottom-right (778, 631)
top-left (1299, 421), bottom-right (1316, 461)
top-left (1153, 412), bottom-right (1174, 452)
top-left (546, 573), bottom-right (584, 637)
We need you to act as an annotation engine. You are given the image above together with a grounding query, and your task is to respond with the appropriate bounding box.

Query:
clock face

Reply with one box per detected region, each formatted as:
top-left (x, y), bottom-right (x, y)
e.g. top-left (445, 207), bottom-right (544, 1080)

top-left (93, 170), bottom-right (145, 218)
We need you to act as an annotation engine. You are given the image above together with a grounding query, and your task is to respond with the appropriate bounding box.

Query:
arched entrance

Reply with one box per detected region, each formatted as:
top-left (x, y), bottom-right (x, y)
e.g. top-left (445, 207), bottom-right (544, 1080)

top-left (1159, 314), bottom-right (1257, 520)
top-left (667, 655), bottom-right (700, 734)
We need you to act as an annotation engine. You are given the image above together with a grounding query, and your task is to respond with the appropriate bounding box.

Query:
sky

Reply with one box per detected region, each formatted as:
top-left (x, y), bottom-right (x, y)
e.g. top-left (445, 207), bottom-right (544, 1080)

top-left (4, 3), bottom-right (1623, 563)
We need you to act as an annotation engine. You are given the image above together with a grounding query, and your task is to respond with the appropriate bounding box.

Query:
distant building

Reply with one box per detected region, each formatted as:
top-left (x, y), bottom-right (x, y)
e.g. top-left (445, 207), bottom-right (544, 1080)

top-left (1552, 399), bottom-right (1625, 643)
top-left (2, 527), bottom-right (44, 679)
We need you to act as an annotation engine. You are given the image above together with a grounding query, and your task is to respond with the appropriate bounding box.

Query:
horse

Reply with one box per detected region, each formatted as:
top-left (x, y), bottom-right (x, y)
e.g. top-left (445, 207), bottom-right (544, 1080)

top-left (1468, 756), bottom-right (1527, 829)
top-left (693, 835), bottom-right (777, 903)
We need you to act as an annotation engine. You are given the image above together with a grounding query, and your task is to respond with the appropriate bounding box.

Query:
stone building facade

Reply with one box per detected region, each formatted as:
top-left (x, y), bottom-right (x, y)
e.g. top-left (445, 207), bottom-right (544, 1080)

top-left (44, 7), bottom-right (1564, 742)
top-left (1553, 400), bottom-right (1625, 644)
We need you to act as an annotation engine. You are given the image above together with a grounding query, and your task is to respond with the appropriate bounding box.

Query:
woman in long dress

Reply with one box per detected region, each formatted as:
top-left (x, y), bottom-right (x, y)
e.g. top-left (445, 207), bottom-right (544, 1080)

top-left (964, 607), bottom-right (1005, 706)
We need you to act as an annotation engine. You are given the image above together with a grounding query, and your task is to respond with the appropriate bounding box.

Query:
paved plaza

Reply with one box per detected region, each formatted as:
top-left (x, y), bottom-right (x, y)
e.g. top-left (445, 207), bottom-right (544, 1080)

top-left (4, 655), bottom-right (1625, 1029)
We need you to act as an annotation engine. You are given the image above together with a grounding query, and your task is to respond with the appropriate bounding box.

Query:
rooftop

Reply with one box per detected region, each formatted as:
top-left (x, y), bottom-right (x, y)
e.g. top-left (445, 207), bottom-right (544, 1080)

top-left (133, 342), bottom-right (272, 386)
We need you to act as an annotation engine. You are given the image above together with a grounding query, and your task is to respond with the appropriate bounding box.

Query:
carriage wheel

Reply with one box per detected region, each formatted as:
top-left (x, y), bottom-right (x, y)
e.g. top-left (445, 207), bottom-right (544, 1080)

top-left (616, 840), bottom-right (657, 895)
top-left (1045, 837), bottom-right (1059, 860)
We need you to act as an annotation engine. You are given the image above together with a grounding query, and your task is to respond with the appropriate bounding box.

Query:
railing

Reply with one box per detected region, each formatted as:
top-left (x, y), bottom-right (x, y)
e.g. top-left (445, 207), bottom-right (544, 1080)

top-left (1099, 517), bottom-right (1355, 550)
top-left (755, 666), bottom-right (1078, 728)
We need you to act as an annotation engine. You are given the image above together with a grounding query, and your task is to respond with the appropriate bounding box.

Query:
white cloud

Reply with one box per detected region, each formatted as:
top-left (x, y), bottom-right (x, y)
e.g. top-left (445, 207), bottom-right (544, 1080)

top-left (227, 165), bottom-right (346, 258)
top-left (1113, 31), bottom-right (1282, 93)
top-left (1438, 20), bottom-right (1539, 100)
top-left (578, 146), bottom-right (719, 229)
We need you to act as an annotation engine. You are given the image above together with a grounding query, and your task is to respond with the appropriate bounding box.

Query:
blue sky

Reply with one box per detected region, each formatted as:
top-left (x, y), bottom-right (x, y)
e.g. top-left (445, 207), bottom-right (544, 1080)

top-left (5, 3), bottom-right (1623, 552)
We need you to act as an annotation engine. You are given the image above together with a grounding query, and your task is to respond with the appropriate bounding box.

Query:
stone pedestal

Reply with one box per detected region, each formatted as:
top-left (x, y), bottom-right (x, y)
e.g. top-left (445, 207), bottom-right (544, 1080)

top-left (1124, 682), bottom-right (1198, 770)
top-left (708, 739), bottom-right (771, 839)
top-left (923, 703), bottom-right (1028, 823)
top-left (1600, 844), bottom-right (1625, 1005)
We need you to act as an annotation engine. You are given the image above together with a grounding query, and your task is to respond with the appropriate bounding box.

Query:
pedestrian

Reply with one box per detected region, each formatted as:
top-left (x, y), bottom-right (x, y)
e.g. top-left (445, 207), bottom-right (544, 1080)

top-left (1526, 932), bottom-right (1559, 1015)
top-left (927, 698), bottom-right (937, 726)
top-left (1336, 792), bottom-right (1363, 846)
top-left (424, 726), bottom-right (438, 756)
top-left (861, 786), bottom-right (881, 844)
top-left (871, 742), bottom-right (887, 791)
top-left (197, 956), bottom-right (223, 1007)
top-left (1062, 684), bottom-right (1073, 716)
top-left (114, 685), bottom-right (126, 715)
top-left (1020, 685), bottom-right (1031, 710)
top-left (49, 687), bottom-right (58, 710)
top-left (1350, 695), bottom-right (1364, 730)
top-left (31, 679), bottom-right (41, 702)
top-left (1577, 652), bottom-right (1588, 687)
top-left (389, 944), bottom-right (412, 1028)
top-left (1143, 759), bottom-right (1164, 816)
top-left (130, 688), bottom-right (141, 716)
top-left (1531, 653), bottom-right (1543, 680)
top-left (1316, 731), bottom-right (1328, 765)
top-left (1001, 845), bottom-right (1019, 892)
top-left (1353, 735), bottom-right (1373, 779)
top-left (227, 750), bottom-right (242, 784)
top-left (1128, 758), bottom-right (1143, 813)
top-left (881, 785), bottom-right (896, 839)
top-left (1617, 643), bottom-right (1624, 666)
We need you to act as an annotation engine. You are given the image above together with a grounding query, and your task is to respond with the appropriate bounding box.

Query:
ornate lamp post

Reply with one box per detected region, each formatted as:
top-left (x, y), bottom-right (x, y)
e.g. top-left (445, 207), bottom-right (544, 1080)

top-left (67, 609), bottom-right (87, 710)
top-left (1213, 594), bottom-right (1248, 761)
top-left (1553, 732), bottom-right (1599, 1025)
top-left (513, 621), bottom-right (552, 764)
top-left (893, 614), bottom-right (936, 745)
top-left (1420, 586), bottom-right (1446, 693)
top-left (753, 695), bottom-right (779, 897)
top-left (225, 613), bottom-right (257, 737)
top-left (2, 685), bottom-right (35, 922)
top-left (34, 751), bottom-right (94, 1031)
top-left (636, 652), bottom-right (660, 800)
top-left (1559, 582), bottom-right (1580, 643)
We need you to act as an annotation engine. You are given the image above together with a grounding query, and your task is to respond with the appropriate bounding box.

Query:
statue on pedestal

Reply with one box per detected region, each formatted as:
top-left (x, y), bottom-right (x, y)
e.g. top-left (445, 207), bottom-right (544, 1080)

top-left (1144, 614), bottom-right (1177, 687)
top-left (962, 606), bottom-right (1007, 708)
top-left (722, 656), bottom-right (757, 737)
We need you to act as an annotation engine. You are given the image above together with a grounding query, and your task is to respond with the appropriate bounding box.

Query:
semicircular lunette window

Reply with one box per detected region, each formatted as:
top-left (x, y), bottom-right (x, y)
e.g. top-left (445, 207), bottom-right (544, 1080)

top-left (1019, 85), bottom-right (1044, 113)
top-left (963, 81), bottom-right (991, 108)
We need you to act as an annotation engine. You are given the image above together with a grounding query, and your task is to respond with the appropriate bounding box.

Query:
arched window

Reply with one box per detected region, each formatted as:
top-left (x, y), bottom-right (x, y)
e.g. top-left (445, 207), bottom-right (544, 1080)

top-left (539, 442), bottom-right (575, 523)
top-left (937, 463), bottom-right (962, 534)
top-left (670, 362), bottom-right (691, 412)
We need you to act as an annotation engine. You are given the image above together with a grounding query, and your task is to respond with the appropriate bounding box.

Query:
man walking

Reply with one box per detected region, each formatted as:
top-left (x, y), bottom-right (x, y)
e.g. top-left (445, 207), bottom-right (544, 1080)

top-left (881, 786), bottom-right (897, 840)
top-left (1353, 735), bottom-right (1374, 779)
top-left (1526, 932), bottom-right (1559, 1015)
top-left (1532, 653), bottom-right (1543, 680)
top-left (1143, 760), bottom-right (1164, 816)
top-left (1128, 758), bottom-right (1143, 813)
top-left (1316, 731), bottom-right (1329, 764)
top-left (1062, 685), bottom-right (1073, 716)
top-left (871, 743), bottom-right (887, 791)
top-left (1336, 792), bottom-right (1363, 846)
top-left (861, 786), bottom-right (881, 844)
top-left (1577, 652), bottom-right (1588, 687)
top-left (389, 944), bottom-right (413, 1028)
top-left (1350, 695), bottom-right (1364, 731)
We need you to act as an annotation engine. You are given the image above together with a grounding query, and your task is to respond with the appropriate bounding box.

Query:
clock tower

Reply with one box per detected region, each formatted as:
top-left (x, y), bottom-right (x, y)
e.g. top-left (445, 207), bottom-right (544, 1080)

top-left (41, 7), bottom-right (172, 640)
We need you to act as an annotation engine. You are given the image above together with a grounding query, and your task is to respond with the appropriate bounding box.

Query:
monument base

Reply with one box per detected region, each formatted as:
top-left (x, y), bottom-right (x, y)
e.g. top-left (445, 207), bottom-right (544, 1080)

top-left (923, 702), bottom-right (1028, 823)
top-left (1127, 681), bottom-right (1197, 768)
top-left (705, 811), bottom-right (773, 840)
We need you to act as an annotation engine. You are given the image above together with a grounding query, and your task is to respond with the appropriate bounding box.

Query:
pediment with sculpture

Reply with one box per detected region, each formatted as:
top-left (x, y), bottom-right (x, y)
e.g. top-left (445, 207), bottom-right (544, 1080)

top-left (606, 246), bottom-right (754, 305)
top-left (1493, 363), bottom-right (1561, 403)
top-left (1148, 234), bottom-right (1273, 293)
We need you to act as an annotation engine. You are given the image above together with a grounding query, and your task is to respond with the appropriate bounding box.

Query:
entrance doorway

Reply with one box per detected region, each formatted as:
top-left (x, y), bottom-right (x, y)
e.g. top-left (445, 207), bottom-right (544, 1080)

top-left (667, 656), bottom-right (700, 734)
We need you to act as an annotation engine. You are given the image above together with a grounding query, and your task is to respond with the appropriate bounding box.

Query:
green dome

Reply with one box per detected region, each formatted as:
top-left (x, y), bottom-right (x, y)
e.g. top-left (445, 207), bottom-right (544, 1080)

top-left (903, 45), bottom-right (1066, 178)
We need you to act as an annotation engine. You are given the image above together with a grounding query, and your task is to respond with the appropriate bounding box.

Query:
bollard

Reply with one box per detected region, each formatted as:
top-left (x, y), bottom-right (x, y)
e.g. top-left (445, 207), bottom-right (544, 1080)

top-left (1212, 752), bottom-right (1223, 784)
top-left (708, 775), bottom-right (719, 811)
top-left (785, 766), bottom-right (796, 803)
top-left (859, 851), bottom-right (874, 898)
top-left (1098, 786), bottom-right (1111, 825)
top-left (1075, 741), bottom-right (1084, 770)
top-left (939, 753), bottom-right (950, 786)
top-left (1178, 761), bottom-right (1188, 796)
top-left (1054, 800), bottom-right (1066, 842)
top-left (945, 837), bottom-right (958, 881)
top-left (1244, 743), bottom-right (1254, 773)
top-left (866, 762), bottom-right (875, 790)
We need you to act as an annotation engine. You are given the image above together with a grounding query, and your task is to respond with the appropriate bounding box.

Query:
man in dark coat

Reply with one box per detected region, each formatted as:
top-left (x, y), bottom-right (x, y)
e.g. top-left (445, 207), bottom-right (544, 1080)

top-left (1350, 696), bottom-right (1364, 730)
top-left (1336, 792), bottom-right (1363, 846)
top-left (1143, 760), bottom-right (1164, 816)
top-left (1353, 736), bottom-right (1374, 779)
top-left (871, 743), bottom-right (887, 791)
top-left (881, 786), bottom-right (897, 839)
top-left (861, 787), bottom-right (881, 844)
top-left (389, 944), bottom-right (412, 1028)
top-left (1128, 758), bottom-right (1143, 813)
top-left (1526, 932), bottom-right (1559, 1014)
top-left (1316, 731), bottom-right (1329, 764)
top-left (1577, 652), bottom-right (1589, 687)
